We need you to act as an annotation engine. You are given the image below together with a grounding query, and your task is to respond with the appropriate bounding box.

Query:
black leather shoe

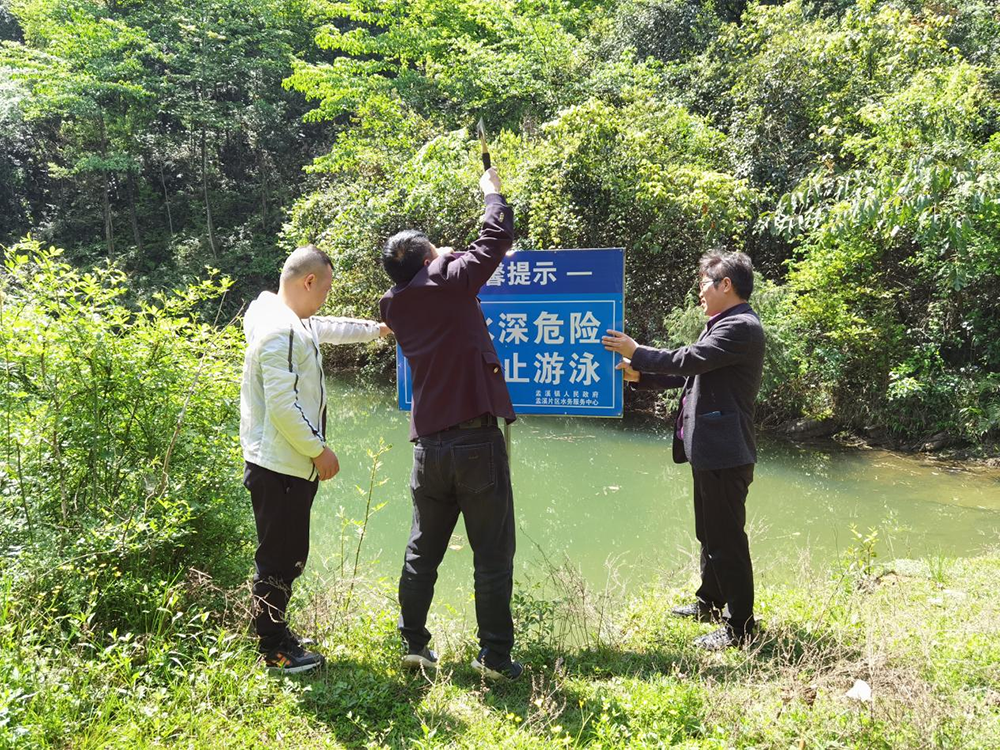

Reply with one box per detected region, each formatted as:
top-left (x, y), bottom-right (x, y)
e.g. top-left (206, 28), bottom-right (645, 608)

top-left (671, 601), bottom-right (722, 624)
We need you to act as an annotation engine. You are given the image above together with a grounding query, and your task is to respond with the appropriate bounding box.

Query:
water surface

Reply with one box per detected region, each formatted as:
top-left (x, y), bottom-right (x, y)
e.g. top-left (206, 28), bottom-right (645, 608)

top-left (310, 374), bottom-right (1000, 602)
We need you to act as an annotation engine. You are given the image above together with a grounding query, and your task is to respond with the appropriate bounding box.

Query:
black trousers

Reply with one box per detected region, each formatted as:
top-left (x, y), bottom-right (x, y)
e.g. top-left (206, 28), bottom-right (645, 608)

top-left (244, 461), bottom-right (318, 651)
top-left (692, 464), bottom-right (755, 636)
top-left (399, 425), bottom-right (516, 658)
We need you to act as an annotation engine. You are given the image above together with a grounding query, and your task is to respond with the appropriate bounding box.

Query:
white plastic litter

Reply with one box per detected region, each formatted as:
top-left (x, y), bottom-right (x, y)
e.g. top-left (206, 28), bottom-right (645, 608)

top-left (846, 679), bottom-right (873, 702)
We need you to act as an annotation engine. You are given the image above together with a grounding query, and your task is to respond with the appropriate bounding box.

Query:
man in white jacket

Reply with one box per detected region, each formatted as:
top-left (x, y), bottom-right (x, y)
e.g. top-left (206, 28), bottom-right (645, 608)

top-left (240, 244), bottom-right (388, 673)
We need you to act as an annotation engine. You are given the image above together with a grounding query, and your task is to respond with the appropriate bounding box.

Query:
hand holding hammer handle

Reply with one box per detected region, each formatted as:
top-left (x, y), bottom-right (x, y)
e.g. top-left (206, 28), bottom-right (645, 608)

top-left (476, 118), bottom-right (491, 170)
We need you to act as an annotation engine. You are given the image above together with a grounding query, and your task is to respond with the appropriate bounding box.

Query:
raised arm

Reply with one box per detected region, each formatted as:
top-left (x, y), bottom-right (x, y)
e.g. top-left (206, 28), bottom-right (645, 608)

top-left (436, 169), bottom-right (514, 293)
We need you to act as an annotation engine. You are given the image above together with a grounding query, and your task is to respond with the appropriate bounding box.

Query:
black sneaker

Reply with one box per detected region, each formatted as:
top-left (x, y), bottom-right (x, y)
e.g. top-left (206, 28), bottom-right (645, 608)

top-left (287, 629), bottom-right (316, 648)
top-left (693, 626), bottom-right (755, 652)
top-left (401, 645), bottom-right (439, 670)
top-left (471, 648), bottom-right (523, 681)
top-left (671, 601), bottom-right (722, 624)
top-left (264, 638), bottom-right (325, 674)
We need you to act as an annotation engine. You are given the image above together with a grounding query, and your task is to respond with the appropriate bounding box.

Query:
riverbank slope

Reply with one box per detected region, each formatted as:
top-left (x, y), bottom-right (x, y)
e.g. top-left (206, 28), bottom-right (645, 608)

top-left (4, 552), bottom-right (999, 748)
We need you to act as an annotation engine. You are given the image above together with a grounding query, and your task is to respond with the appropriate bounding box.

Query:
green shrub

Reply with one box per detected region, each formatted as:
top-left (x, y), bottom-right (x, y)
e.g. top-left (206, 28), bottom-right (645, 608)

top-left (287, 88), bottom-right (755, 348)
top-left (767, 4), bottom-right (1000, 438)
top-left (661, 278), bottom-right (813, 423)
top-left (0, 241), bottom-right (249, 629)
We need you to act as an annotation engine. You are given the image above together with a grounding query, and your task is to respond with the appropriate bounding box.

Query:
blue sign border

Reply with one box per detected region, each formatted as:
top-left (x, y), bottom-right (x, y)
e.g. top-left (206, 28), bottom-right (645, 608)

top-left (397, 248), bottom-right (625, 418)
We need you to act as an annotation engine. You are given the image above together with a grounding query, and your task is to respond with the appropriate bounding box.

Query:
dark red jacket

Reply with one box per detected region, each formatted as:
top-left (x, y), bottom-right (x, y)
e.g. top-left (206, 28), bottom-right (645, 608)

top-left (380, 193), bottom-right (517, 440)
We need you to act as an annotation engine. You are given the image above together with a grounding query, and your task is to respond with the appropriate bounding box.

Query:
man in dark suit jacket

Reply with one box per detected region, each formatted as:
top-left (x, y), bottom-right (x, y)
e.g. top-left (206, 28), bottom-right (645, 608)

top-left (379, 167), bottom-right (522, 680)
top-left (602, 251), bottom-right (765, 650)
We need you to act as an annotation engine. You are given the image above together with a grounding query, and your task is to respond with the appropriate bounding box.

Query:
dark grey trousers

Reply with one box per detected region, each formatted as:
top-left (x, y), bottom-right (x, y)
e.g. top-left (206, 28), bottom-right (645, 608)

top-left (399, 425), bottom-right (516, 658)
top-left (692, 464), bottom-right (756, 636)
top-left (244, 461), bottom-right (318, 651)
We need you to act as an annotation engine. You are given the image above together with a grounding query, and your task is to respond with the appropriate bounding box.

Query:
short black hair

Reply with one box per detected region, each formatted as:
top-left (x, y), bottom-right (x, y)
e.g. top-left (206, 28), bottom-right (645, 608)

top-left (699, 251), bottom-right (754, 300)
top-left (382, 230), bottom-right (434, 285)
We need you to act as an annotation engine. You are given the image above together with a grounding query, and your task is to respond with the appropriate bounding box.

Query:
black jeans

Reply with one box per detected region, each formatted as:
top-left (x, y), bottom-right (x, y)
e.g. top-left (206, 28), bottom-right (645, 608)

top-left (692, 464), bottom-right (755, 636)
top-left (399, 425), bottom-right (516, 658)
top-left (244, 461), bottom-right (318, 651)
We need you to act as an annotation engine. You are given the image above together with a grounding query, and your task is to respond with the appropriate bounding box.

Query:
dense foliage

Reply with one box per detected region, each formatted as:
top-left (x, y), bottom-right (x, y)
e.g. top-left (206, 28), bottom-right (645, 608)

top-left (3, 0), bottom-right (999, 440)
top-left (0, 0), bottom-right (319, 299)
top-left (1, 3), bottom-right (999, 743)
top-left (0, 242), bottom-right (248, 627)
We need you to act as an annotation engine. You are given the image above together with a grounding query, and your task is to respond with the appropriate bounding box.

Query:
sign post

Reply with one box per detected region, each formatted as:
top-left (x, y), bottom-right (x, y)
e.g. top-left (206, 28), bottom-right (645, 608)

top-left (396, 248), bottom-right (626, 440)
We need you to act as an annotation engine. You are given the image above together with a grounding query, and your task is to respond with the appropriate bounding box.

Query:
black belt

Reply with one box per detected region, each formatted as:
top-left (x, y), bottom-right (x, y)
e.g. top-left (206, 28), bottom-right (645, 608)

top-left (446, 414), bottom-right (498, 430)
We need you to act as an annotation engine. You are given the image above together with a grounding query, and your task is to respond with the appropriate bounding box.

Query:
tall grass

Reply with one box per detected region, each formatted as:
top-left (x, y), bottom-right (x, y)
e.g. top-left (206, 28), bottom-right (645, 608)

top-left (5, 544), bottom-right (1000, 747)
top-left (2, 242), bottom-right (999, 748)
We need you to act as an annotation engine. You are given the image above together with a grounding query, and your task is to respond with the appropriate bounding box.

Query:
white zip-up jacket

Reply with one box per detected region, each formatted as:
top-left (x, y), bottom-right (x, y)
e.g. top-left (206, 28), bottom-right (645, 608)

top-left (240, 291), bottom-right (380, 480)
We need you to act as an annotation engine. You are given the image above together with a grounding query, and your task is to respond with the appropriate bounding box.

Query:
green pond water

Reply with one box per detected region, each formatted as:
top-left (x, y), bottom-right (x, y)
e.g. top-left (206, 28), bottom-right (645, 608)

top-left (309, 373), bottom-right (1000, 603)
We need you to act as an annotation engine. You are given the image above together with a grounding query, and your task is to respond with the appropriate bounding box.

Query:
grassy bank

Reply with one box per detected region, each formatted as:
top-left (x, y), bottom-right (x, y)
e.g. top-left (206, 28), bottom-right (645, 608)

top-left (3, 249), bottom-right (998, 747)
top-left (4, 550), bottom-right (1000, 749)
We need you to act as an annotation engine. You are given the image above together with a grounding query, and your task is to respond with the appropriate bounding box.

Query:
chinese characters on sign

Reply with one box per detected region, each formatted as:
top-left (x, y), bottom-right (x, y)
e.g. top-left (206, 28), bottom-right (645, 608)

top-left (398, 248), bottom-right (625, 417)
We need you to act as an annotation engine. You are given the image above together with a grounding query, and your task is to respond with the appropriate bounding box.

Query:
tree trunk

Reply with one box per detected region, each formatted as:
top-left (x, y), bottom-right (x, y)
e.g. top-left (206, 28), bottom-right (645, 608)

top-left (99, 118), bottom-right (115, 258)
top-left (127, 169), bottom-right (143, 253)
top-left (201, 128), bottom-right (217, 259)
top-left (259, 148), bottom-right (269, 231)
top-left (102, 171), bottom-right (115, 259)
top-left (159, 161), bottom-right (174, 240)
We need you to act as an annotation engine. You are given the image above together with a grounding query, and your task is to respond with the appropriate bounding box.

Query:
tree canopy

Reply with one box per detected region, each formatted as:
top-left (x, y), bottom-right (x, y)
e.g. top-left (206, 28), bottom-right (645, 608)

top-left (2, 0), bottom-right (998, 441)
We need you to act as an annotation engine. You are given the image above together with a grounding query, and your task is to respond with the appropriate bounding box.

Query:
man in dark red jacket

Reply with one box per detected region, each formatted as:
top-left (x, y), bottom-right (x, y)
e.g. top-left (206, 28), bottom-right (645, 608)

top-left (379, 167), bottom-right (522, 680)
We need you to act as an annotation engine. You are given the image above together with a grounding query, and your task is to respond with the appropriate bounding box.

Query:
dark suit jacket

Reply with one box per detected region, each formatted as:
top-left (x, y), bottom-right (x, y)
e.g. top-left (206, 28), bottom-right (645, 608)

top-left (380, 193), bottom-right (516, 440)
top-left (631, 302), bottom-right (764, 471)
